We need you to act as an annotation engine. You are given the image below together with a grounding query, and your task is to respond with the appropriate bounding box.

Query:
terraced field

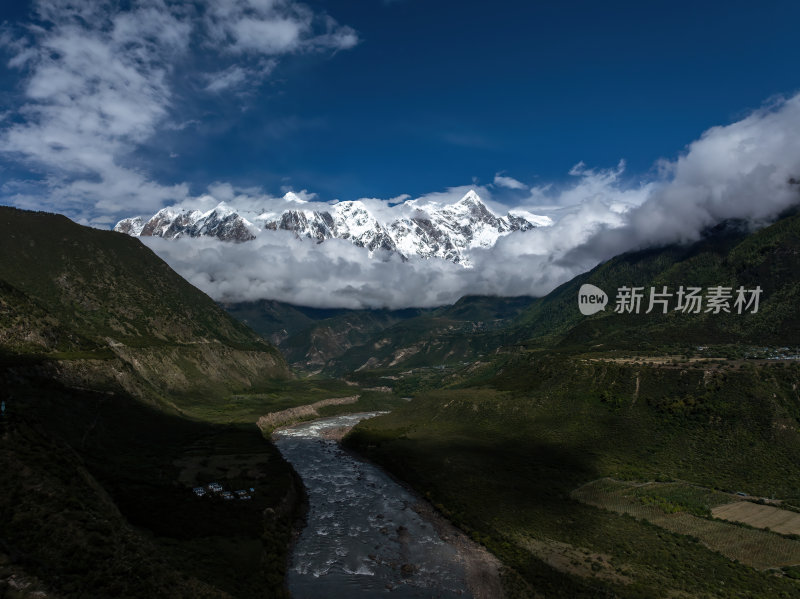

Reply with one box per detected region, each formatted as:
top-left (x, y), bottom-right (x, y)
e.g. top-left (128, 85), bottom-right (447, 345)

top-left (713, 501), bottom-right (800, 536)
top-left (573, 479), bottom-right (800, 569)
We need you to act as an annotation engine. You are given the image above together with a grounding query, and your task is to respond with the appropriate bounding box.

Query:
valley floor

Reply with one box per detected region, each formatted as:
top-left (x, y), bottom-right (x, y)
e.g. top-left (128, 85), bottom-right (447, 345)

top-left (343, 353), bottom-right (800, 597)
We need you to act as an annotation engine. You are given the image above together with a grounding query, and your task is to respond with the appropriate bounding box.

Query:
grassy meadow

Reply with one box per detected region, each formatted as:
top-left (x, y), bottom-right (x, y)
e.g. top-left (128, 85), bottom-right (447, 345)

top-left (345, 353), bottom-right (800, 597)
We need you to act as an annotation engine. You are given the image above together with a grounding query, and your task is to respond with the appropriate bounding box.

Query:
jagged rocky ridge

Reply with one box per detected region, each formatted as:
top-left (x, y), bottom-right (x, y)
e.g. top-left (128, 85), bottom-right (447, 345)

top-left (115, 190), bottom-right (552, 265)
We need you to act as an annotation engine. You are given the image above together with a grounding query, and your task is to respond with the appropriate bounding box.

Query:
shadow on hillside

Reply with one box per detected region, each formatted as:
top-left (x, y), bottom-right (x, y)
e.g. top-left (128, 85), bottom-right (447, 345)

top-left (0, 361), bottom-right (299, 597)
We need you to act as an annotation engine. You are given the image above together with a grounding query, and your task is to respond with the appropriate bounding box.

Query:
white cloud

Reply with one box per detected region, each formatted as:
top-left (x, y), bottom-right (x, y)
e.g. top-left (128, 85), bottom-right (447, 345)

top-left (283, 189), bottom-right (317, 203)
top-left (204, 65), bottom-right (250, 93)
top-left (201, 58), bottom-right (279, 93)
top-left (493, 173), bottom-right (528, 190)
top-left (143, 93), bottom-right (800, 308)
top-left (0, 0), bottom-right (358, 225)
top-left (538, 160), bottom-right (640, 221)
top-left (144, 232), bottom-right (472, 309)
top-left (203, 0), bottom-right (358, 56)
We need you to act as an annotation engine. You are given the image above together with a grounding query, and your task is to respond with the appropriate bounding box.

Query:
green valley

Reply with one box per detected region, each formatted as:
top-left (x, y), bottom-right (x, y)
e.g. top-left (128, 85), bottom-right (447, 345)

top-left (4, 4), bottom-right (800, 597)
top-left (4, 204), bottom-right (800, 598)
top-left (339, 210), bottom-right (800, 597)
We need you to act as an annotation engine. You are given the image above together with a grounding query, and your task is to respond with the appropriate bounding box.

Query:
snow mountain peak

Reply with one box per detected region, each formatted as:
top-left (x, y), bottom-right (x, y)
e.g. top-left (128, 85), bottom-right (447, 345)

top-left (457, 189), bottom-right (484, 206)
top-left (114, 190), bottom-right (549, 266)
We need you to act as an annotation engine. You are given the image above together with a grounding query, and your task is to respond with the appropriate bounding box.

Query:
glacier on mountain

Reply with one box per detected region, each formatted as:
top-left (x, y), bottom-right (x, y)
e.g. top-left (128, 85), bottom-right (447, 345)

top-left (114, 190), bottom-right (552, 266)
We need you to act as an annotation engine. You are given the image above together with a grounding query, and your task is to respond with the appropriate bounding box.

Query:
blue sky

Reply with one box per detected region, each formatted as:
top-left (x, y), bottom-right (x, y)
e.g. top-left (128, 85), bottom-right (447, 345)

top-left (238, 0), bottom-right (800, 198)
top-left (1, 0), bottom-right (799, 226)
top-left (2, 1), bottom-right (800, 308)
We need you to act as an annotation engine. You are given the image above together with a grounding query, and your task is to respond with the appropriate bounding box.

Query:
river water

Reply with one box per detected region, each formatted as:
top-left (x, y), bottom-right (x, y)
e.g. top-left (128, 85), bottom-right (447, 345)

top-left (273, 413), bottom-right (472, 598)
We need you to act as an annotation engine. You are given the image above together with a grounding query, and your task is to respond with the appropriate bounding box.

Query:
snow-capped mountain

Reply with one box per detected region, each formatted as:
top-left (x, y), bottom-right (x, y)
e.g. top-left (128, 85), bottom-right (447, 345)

top-left (115, 203), bottom-right (259, 242)
top-left (114, 191), bottom-right (551, 265)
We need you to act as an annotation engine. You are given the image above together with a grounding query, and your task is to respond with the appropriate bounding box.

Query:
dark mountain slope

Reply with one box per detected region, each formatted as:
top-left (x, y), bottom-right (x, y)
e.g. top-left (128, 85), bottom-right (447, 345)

top-left (223, 298), bottom-right (427, 370)
top-left (221, 299), bottom-right (345, 346)
top-left (279, 308), bottom-right (428, 370)
top-left (513, 211), bottom-right (800, 351)
top-left (0, 207), bottom-right (298, 597)
top-left (303, 296), bottom-right (534, 375)
top-left (1, 368), bottom-right (301, 598)
top-left (223, 294), bottom-right (536, 375)
top-left (0, 207), bottom-right (289, 408)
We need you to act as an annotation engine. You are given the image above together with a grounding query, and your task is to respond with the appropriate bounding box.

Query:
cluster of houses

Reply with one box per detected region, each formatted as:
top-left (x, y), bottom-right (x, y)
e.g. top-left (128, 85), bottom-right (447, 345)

top-left (192, 482), bottom-right (254, 501)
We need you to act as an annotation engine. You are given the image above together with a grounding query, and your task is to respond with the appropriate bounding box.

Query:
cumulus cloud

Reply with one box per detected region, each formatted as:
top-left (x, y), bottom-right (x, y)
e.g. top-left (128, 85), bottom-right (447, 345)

top-left (0, 0), bottom-right (358, 225)
top-left (558, 95), bottom-right (800, 269)
top-left (2, 2), bottom-right (799, 309)
top-left (145, 94), bottom-right (800, 309)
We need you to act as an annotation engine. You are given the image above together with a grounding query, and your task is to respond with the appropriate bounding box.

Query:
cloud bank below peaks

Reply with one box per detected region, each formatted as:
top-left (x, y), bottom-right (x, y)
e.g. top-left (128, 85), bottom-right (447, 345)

top-left (0, 0), bottom-right (357, 225)
top-left (144, 93), bottom-right (800, 309)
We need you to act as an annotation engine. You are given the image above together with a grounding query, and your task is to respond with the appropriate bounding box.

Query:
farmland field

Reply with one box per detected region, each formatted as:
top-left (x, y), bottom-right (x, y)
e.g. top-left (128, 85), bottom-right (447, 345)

top-left (713, 501), bottom-right (800, 536)
top-left (573, 479), bottom-right (800, 569)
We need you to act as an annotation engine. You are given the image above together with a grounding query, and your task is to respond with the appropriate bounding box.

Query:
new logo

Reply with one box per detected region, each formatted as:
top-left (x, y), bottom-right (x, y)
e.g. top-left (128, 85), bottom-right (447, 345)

top-left (577, 284), bottom-right (762, 316)
top-left (578, 283), bottom-right (608, 316)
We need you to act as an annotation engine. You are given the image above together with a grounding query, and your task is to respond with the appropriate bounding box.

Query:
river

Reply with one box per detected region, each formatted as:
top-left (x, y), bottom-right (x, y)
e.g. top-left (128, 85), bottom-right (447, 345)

top-left (273, 412), bottom-right (474, 598)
